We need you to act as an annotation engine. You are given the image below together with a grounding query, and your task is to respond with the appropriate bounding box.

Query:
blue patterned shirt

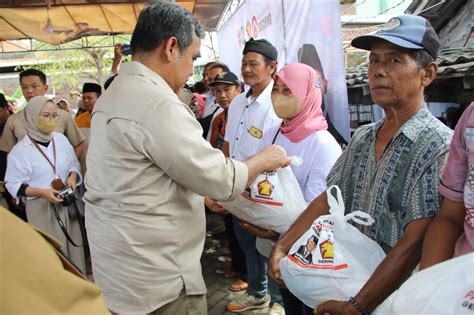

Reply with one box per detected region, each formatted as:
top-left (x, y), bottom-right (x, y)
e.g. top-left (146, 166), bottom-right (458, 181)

top-left (327, 107), bottom-right (453, 251)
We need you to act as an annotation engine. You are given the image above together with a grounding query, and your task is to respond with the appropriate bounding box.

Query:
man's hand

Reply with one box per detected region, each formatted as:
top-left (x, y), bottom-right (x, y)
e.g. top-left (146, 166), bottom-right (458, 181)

top-left (268, 243), bottom-right (288, 287)
top-left (114, 43), bottom-right (124, 59)
top-left (315, 301), bottom-right (358, 315)
top-left (245, 145), bottom-right (290, 187)
top-left (257, 145), bottom-right (291, 171)
top-left (204, 196), bottom-right (229, 214)
top-left (240, 221), bottom-right (279, 241)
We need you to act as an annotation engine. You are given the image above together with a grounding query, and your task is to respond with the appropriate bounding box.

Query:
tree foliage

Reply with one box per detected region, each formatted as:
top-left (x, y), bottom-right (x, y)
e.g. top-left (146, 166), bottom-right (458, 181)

top-left (18, 47), bottom-right (112, 93)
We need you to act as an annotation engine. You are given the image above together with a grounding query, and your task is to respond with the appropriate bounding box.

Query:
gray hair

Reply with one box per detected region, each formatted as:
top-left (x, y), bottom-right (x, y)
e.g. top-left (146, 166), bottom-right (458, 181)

top-left (411, 49), bottom-right (435, 69)
top-left (130, 2), bottom-right (205, 55)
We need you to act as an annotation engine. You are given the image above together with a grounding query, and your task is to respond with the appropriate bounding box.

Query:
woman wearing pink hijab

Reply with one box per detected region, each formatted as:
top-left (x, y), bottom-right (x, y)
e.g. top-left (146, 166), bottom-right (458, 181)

top-left (257, 63), bottom-right (342, 314)
top-left (266, 63), bottom-right (341, 204)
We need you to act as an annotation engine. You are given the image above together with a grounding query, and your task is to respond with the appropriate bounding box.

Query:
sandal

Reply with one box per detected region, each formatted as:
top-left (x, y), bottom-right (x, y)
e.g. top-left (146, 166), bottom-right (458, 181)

top-left (228, 279), bottom-right (248, 292)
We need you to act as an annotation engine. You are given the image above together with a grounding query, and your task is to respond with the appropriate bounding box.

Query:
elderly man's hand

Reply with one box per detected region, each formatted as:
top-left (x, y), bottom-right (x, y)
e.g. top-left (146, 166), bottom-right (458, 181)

top-left (257, 145), bottom-right (291, 171)
top-left (314, 300), bottom-right (358, 315)
top-left (268, 243), bottom-right (288, 288)
top-left (240, 221), bottom-right (279, 241)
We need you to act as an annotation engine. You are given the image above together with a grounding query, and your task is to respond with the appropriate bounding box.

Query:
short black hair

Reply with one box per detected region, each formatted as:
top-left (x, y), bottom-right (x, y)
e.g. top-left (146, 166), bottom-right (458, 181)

top-left (130, 2), bottom-right (205, 55)
top-left (262, 56), bottom-right (277, 76)
top-left (193, 81), bottom-right (207, 94)
top-left (209, 63), bottom-right (230, 73)
top-left (19, 69), bottom-right (47, 85)
top-left (204, 61), bottom-right (217, 69)
top-left (0, 93), bottom-right (7, 109)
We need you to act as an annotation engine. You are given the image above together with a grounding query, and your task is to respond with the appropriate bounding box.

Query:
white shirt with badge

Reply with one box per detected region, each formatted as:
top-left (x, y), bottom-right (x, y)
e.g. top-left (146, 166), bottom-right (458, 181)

top-left (225, 80), bottom-right (281, 161)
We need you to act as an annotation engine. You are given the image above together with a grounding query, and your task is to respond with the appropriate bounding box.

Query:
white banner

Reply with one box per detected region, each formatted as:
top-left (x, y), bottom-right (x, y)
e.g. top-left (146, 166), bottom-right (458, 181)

top-left (217, 0), bottom-right (350, 144)
top-left (217, 0), bottom-right (285, 75)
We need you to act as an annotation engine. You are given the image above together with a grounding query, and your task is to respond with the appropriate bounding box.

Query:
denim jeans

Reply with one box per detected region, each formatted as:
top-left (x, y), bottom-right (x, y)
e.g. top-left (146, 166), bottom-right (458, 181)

top-left (232, 216), bottom-right (267, 297)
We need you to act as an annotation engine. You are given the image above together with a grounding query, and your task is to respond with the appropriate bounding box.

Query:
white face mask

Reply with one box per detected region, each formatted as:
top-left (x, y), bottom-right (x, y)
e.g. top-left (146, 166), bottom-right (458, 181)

top-left (271, 94), bottom-right (303, 119)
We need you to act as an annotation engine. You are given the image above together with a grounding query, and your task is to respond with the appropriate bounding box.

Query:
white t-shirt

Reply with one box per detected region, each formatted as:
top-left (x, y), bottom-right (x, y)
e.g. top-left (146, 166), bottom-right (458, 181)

top-left (225, 81), bottom-right (281, 161)
top-left (260, 123), bottom-right (342, 204)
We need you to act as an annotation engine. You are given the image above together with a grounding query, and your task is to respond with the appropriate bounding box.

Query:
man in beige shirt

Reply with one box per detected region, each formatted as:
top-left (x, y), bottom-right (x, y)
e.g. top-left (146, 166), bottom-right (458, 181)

top-left (84, 3), bottom-right (289, 314)
top-left (0, 69), bottom-right (85, 158)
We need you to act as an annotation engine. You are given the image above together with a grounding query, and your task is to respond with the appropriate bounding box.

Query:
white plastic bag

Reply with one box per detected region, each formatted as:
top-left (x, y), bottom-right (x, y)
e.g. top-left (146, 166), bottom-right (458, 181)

top-left (219, 156), bottom-right (306, 234)
top-left (279, 185), bottom-right (386, 309)
top-left (388, 253), bottom-right (474, 315)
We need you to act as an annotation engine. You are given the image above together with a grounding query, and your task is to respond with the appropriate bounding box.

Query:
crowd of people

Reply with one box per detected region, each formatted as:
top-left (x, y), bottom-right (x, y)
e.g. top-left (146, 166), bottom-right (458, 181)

top-left (0, 2), bottom-right (472, 315)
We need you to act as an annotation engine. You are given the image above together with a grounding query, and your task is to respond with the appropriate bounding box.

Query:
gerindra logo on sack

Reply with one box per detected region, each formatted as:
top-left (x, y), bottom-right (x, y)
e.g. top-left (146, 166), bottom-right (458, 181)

top-left (461, 290), bottom-right (474, 311)
top-left (319, 239), bottom-right (334, 260)
top-left (242, 171), bottom-right (283, 206)
top-left (258, 179), bottom-right (274, 196)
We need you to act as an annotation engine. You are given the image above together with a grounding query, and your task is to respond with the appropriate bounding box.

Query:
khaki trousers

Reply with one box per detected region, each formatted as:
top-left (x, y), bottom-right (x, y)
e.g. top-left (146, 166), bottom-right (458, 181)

top-left (150, 291), bottom-right (207, 315)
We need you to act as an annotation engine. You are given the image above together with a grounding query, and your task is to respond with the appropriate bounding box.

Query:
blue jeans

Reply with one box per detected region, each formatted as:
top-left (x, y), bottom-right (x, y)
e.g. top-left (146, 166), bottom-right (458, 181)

top-left (232, 216), bottom-right (267, 297)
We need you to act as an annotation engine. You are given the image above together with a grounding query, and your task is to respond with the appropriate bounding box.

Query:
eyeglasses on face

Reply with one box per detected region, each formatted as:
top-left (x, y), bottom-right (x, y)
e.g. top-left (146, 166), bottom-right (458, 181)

top-left (39, 112), bottom-right (60, 120)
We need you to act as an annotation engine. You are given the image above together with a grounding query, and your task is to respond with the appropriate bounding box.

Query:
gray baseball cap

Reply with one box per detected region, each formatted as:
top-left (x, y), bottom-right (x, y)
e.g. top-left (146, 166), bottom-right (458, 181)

top-left (351, 15), bottom-right (440, 59)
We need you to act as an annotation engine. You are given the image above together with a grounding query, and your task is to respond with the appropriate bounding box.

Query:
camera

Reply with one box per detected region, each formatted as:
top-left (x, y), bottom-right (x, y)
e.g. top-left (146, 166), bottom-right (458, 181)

top-left (57, 187), bottom-right (76, 207)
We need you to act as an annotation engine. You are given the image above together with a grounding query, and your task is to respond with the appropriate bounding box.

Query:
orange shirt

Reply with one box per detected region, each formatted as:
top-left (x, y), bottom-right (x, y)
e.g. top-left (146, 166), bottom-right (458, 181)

top-left (75, 111), bottom-right (91, 128)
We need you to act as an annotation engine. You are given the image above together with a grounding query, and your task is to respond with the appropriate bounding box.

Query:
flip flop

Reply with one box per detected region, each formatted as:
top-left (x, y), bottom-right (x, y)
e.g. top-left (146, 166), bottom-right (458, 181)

top-left (228, 279), bottom-right (248, 292)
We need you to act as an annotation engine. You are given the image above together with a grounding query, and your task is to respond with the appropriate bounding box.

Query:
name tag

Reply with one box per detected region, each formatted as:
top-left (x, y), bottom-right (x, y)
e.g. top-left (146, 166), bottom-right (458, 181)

top-left (248, 126), bottom-right (263, 139)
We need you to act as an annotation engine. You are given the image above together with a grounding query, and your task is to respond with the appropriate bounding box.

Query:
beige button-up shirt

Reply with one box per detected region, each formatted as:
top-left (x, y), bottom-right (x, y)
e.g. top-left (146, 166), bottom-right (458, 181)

top-left (84, 61), bottom-right (248, 314)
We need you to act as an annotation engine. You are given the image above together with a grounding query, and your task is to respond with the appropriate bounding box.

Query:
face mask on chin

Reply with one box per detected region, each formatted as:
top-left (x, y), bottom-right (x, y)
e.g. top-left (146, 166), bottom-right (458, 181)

top-left (271, 94), bottom-right (303, 119)
top-left (37, 117), bottom-right (57, 134)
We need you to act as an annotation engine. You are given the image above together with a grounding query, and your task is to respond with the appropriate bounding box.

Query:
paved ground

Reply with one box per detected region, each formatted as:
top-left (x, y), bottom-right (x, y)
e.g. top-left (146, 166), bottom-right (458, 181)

top-left (203, 214), bottom-right (271, 315)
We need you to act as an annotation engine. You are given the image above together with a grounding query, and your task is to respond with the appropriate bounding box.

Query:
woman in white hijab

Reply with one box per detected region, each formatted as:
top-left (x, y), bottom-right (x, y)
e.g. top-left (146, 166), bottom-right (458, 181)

top-left (6, 96), bottom-right (85, 274)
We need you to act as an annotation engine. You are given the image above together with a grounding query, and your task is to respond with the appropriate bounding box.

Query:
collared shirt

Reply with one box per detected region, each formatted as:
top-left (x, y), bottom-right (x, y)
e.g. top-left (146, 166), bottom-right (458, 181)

top-left (439, 103), bottom-right (474, 256)
top-left (5, 132), bottom-right (82, 198)
top-left (225, 81), bottom-right (281, 161)
top-left (327, 106), bottom-right (453, 251)
top-left (84, 61), bottom-right (248, 314)
top-left (0, 108), bottom-right (85, 152)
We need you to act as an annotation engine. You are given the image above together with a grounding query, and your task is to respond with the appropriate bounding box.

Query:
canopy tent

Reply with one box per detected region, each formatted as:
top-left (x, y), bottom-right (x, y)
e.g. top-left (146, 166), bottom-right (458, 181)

top-left (0, 0), bottom-right (229, 52)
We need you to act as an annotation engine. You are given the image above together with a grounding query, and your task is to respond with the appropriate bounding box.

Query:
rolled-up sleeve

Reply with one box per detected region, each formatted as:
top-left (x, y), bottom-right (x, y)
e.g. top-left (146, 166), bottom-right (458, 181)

top-left (141, 95), bottom-right (248, 201)
top-left (438, 112), bottom-right (469, 203)
top-left (5, 146), bottom-right (30, 198)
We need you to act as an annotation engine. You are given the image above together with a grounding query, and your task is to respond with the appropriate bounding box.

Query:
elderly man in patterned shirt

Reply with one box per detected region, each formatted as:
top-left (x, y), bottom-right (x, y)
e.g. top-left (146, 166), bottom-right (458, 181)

top-left (267, 15), bottom-right (453, 315)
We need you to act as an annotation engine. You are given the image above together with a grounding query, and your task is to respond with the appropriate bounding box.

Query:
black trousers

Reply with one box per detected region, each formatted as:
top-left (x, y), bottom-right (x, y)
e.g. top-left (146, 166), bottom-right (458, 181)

top-left (280, 287), bottom-right (314, 315)
top-left (223, 213), bottom-right (247, 276)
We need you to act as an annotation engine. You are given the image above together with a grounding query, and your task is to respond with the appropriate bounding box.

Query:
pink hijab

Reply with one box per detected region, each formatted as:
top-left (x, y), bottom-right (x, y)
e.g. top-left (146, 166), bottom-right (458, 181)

top-left (275, 63), bottom-right (328, 143)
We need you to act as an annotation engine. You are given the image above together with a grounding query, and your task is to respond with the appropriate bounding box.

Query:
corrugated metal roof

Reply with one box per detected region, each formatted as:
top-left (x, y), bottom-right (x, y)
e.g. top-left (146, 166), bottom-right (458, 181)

top-left (346, 47), bottom-right (474, 87)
